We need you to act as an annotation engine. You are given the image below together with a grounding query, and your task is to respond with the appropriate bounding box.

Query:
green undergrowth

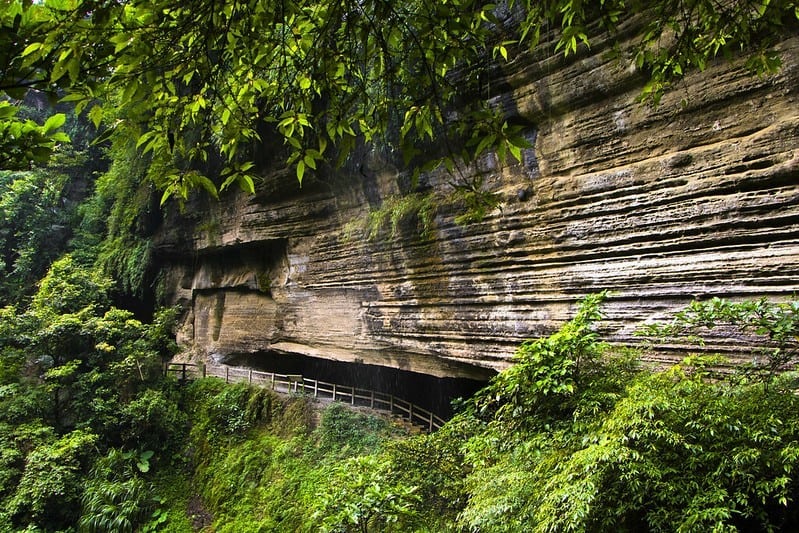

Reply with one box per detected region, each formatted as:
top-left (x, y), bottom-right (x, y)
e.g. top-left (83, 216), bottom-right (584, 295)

top-left (168, 293), bottom-right (799, 532)
top-left (176, 380), bottom-right (421, 532)
top-left (342, 186), bottom-right (502, 244)
top-left (4, 272), bottom-right (799, 531)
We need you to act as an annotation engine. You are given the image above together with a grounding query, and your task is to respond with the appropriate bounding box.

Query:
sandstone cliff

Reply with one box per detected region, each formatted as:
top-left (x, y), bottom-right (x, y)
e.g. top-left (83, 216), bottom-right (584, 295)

top-left (154, 30), bottom-right (799, 380)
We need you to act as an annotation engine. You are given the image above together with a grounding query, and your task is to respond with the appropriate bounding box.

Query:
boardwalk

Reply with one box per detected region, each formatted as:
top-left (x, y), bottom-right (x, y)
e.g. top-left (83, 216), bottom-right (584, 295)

top-left (165, 362), bottom-right (447, 432)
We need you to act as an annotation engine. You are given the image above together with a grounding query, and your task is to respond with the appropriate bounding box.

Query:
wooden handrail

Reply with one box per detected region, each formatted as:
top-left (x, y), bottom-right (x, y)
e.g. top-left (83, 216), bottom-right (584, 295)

top-left (165, 363), bottom-right (447, 432)
top-left (164, 362), bottom-right (206, 380)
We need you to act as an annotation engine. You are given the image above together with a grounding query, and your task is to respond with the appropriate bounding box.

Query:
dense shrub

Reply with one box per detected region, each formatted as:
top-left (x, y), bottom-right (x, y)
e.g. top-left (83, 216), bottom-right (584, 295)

top-left (0, 253), bottom-right (184, 531)
top-left (4, 275), bottom-right (799, 532)
top-left (455, 296), bottom-right (799, 532)
top-left (79, 449), bottom-right (159, 533)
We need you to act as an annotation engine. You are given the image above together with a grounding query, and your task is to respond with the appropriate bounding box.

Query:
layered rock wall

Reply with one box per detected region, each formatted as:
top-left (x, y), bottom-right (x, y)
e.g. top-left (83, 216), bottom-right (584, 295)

top-left (155, 31), bottom-right (799, 379)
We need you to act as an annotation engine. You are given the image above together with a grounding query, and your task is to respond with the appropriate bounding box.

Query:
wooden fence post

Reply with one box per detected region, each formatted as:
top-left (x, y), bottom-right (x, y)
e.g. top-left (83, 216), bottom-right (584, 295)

top-left (351, 386), bottom-right (355, 405)
top-left (332, 383), bottom-right (337, 401)
top-left (201, 363), bottom-right (206, 378)
top-left (225, 366), bottom-right (229, 383)
top-left (370, 390), bottom-right (375, 409)
top-left (248, 369), bottom-right (253, 384)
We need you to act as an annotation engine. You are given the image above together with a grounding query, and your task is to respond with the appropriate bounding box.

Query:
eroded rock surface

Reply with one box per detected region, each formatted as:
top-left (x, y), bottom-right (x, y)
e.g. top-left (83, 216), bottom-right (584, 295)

top-left (155, 33), bottom-right (799, 379)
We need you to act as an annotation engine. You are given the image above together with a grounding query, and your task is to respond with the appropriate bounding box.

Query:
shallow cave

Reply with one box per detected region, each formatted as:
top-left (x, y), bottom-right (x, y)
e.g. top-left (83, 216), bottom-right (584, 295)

top-left (226, 351), bottom-right (494, 419)
top-left (112, 289), bottom-right (156, 323)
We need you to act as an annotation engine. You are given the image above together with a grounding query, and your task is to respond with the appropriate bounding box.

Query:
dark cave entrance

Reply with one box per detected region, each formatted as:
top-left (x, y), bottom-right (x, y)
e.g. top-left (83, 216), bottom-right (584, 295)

top-left (226, 351), bottom-right (494, 419)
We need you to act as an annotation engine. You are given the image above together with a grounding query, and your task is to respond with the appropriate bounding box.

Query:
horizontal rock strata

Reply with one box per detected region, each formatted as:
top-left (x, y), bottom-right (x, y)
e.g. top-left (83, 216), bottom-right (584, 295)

top-left (155, 32), bottom-right (799, 379)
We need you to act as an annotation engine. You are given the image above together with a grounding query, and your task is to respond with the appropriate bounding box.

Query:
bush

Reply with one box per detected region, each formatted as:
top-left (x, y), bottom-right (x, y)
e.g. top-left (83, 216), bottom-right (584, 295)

top-left (79, 449), bottom-right (159, 533)
top-left (458, 296), bottom-right (799, 532)
top-left (30, 255), bottom-right (111, 316)
top-left (7, 429), bottom-right (98, 530)
top-left (313, 402), bottom-right (395, 457)
top-left (471, 291), bottom-right (638, 436)
top-left (120, 388), bottom-right (188, 455)
top-left (186, 381), bottom-right (279, 443)
top-left (384, 414), bottom-right (477, 528)
top-left (313, 454), bottom-right (422, 533)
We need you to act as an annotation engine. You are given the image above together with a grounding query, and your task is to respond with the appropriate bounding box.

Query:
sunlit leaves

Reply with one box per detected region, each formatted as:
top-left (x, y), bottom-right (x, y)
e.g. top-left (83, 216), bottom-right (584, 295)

top-left (220, 162), bottom-right (256, 194)
top-left (41, 113), bottom-right (65, 135)
top-left (0, 104), bottom-right (70, 170)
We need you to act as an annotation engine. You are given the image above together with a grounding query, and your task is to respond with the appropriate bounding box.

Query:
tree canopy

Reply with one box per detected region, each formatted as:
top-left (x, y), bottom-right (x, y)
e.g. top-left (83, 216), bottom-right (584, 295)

top-left (1, 0), bottom-right (797, 201)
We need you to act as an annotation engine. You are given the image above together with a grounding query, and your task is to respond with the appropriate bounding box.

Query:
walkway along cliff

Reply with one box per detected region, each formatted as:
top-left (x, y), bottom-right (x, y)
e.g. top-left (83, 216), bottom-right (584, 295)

top-left (152, 27), bottom-right (799, 386)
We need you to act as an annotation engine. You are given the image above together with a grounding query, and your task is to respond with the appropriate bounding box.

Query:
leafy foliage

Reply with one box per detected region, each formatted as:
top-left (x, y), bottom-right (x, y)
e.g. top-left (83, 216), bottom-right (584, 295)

top-left (313, 454), bottom-right (421, 533)
top-left (30, 254), bottom-right (111, 316)
top-left (0, 102), bottom-right (70, 170)
top-left (383, 414), bottom-right (478, 528)
top-left (79, 449), bottom-right (160, 533)
top-left (2, 0), bottom-right (795, 198)
top-left (0, 151), bottom-right (88, 305)
top-left (180, 380), bottom-right (414, 532)
top-left (472, 291), bottom-right (636, 433)
top-left (454, 296), bottom-right (799, 532)
top-left (51, 128), bottom-right (164, 307)
top-left (638, 296), bottom-right (799, 384)
top-left (314, 402), bottom-right (398, 457)
top-left (348, 192), bottom-right (438, 241)
top-left (184, 380), bottom-right (282, 446)
top-left (6, 429), bottom-right (98, 529)
top-left (0, 250), bottom-right (183, 531)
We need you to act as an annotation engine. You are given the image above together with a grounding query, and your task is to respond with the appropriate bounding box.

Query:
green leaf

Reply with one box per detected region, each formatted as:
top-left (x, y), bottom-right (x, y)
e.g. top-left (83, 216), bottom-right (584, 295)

top-left (42, 114), bottom-right (66, 135)
top-left (136, 130), bottom-right (155, 149)
top-left (160, 187), bottom-right (173, 206)
top-left (88, 105), bottom-right (103, 129)
top-left (496, 45), bottom-right (508, 61)
top-left (238, 174), bottom-right (255, 194)
top-left (67, 57), bottom-right (80, 83)
top-left (0, 103), bottom-right (18, 119)
top-left (296, 159), bottom-right (306, 185)
top-left (21, 42), bottom-right (43, 57)
top-left (193, 174), bottom-right (219, 199)
top-left (51, 59), bottom-right (69, 83)
top-left (59, 92), bottom-right (87, 103)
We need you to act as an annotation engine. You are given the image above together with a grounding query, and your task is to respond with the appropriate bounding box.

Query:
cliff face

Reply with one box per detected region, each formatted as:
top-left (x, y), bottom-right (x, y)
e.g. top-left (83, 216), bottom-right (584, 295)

top-left (154, 32), bottom-right (799, 380)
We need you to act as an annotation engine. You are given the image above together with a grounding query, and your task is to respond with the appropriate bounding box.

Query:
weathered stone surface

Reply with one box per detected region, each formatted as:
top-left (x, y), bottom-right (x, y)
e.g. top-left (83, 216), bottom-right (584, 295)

top-left (155, 31), bottom-right (799, 379)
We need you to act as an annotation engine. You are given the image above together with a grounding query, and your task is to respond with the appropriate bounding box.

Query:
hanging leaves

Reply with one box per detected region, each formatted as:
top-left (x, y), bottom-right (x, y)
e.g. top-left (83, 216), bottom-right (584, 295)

top-left (2, 0), bottom-right (797, 198)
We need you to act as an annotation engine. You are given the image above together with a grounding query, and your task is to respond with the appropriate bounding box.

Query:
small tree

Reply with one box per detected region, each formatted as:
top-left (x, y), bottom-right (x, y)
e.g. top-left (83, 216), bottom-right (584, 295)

top-left (471, 291), bottom-right (637, 433)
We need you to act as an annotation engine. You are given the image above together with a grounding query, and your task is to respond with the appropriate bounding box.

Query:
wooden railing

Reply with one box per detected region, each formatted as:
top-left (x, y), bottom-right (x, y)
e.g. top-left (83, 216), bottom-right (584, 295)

top-left (164, 362), bottom-right (206, 381)
top-left (164, 362), bottom-right (447, 432)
